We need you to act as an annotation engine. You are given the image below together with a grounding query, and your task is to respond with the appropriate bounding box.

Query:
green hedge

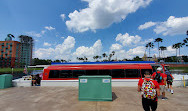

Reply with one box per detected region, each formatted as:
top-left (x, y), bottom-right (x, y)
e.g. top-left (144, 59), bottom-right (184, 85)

top-left (0, 68), bottom-right (43, 73)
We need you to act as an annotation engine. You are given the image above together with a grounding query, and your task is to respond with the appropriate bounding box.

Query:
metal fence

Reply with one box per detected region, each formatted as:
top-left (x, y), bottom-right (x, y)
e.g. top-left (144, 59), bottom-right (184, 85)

top-left (164, 62), bottom-right (188, 64)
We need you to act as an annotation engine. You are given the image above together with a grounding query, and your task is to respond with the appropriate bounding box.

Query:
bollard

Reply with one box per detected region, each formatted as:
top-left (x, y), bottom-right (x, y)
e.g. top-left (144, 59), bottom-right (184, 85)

top-left (183, 76), bottom-right (185, 87)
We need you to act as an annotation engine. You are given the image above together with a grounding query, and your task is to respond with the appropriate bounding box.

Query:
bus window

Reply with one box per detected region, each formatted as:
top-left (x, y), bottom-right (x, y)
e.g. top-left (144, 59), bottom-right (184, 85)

top-left (72, 70), bottom-right (85, 78)
top-left (141, 69), bottom-right (152, 78)
top-left (125, 69), bottom-right (140, 78)
top-left (59, 70), bottom-right (72, 78)
top-left (98, 70), bottom-right (111, 75)
top-left (111, 69), bottom-right (125, 78)
top-left (85, 70), bottom-right (98, 75)
top-left (49, 70), bottom-right (59, 78)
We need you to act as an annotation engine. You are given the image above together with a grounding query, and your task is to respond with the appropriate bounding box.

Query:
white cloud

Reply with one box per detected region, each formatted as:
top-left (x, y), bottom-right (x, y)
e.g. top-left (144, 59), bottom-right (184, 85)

top-left (66, 0), bottom-right (152, 32)
top-left (60, 14), bottom-right (66, 21)
top-left (44, 26), bottom-right (55, 31)
top-left (127, 46), bottom-right (145, 56)
top-left (138, 21), bottom-right (156, 30)
top-left (154, 16), bottom-right (188, 35)
top-left (164, 46), bottom-right (176, 57)
top-left (110, 43), bottom-right (122, 51)
top-left (142, 38), bottom-right (154, 44)
top-left (26, 31), bottom-right (42, 37)
top-left (72, 40), bottom-right (102, 61)
top-left (140, 16), bottom-right (188, 36)
top-left (43, 42), bottom-right (51, 46)
top-left (35, 36), bottom-right (75, 60)
top-left (116, 33), bottom-right (141, 46)
top-left (61, 37), bottom-right (65, 39)
top-left (41, 30), bottom-right (46, 34)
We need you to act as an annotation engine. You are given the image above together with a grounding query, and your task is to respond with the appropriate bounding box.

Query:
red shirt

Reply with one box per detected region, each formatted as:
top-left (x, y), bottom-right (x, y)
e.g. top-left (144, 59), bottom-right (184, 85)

top-left (138, 78), bottom-right (159, 101)
top-left (152, 71), bottom-right (167, 85)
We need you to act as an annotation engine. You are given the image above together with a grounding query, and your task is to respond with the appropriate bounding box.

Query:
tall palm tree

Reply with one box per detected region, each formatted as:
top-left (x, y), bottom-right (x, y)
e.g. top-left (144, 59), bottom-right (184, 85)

top-left (182, 38), bottom-right (188, 47)
top-left (172, 44), bottom-right (178, 59)
top-left (176, 43), bottom-right (183, 56)
top-left (93, 56), bottom-right (96, 61)
top-left (108, 54), bottom-right (113, 61)
top-left (112, 51), bottom-right (115, 60)
top-left (154, 38), bottom-right (163, 58)
top-left (159, 46), bottom-right (167, 58)
top-left (146, 42), bottom-right (154, 57)
top-left (102, 53), bottom-right (107, 61)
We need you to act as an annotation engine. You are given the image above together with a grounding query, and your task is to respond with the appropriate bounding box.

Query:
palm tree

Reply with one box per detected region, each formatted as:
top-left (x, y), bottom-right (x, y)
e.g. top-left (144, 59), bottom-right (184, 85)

top-left (84, 56), bottom-right (88, 62)
top-left (177, 43), bottom-right (183, 56)
top-left (108, 54), bottom-right (113, 61)
top-left (102, 53), bottom-right (107, 61)
top-left (112, 51), bottom-right (115, 60)
top-left (146, 42), bottom-right (154, 57)
top-left (159, 46), bottom-right (167, 58)
top-left (93, 56), bottom-right (96, 61)
top-left (182, 38), bottom-right (188, 47)
top-left (187, 30), bottom-right (188, 36)
top-left (154, 38), bottom-right (163, 58)
top-left (172, 44), bottom-right (178, 59)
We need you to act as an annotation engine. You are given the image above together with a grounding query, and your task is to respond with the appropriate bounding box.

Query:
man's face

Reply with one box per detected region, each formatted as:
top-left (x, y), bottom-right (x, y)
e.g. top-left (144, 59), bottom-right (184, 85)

top-left (144, 74), bottom-right (151, 78)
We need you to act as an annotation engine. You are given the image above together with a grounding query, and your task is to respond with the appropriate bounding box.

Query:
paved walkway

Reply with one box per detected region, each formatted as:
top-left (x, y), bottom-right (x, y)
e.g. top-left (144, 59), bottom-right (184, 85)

top-left (0, 87), bottom-right (187, 111)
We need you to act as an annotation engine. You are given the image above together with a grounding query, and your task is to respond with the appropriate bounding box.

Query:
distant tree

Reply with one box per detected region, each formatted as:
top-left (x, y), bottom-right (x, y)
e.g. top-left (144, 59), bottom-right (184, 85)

top-left (182, 38), bottom-right (188, 47)
top-left (172, 44), bottom-right (178, 59)
top-left (84, 56), bottom-right (88, 62)
top-left (102, 53), bottom-right (108, 61)
top-left (154, 38), bottom-right (163, 58)
top-left (172, 43), bottom-right (183, 62)
top-left (146, 42), bottom-right (154, 57)
top-left (61, 59), bottom-right (67, 63)
top-left (133, 56), bottom-right (142, 61)
top-left (93, 56), bottom-right (97, 61)
top-left (159, 46), bottom-right (167, 58)
top-left (108, 54), bottom-right (113, 61)
top-left (54, 59), bottom-right (60, 62)
top-left (177, 43), bottom-right (183, 56)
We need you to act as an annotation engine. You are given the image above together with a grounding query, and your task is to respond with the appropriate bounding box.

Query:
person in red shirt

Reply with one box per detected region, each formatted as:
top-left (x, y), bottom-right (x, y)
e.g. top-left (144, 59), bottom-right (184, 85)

top-left (138, 71), bottom-right (160, 111)
top-left (152, 67), bottom-right (167, 100)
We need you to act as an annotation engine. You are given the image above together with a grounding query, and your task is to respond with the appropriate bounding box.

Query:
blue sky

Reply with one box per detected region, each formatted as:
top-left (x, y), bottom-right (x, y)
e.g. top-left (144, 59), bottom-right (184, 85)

top-left (0, 0), bottom-right (188, 61)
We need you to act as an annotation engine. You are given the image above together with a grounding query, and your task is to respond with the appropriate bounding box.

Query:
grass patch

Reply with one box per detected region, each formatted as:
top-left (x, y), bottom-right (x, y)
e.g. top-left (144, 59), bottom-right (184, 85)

top-left (169, 67), bottom-right (188, 73)
top-left (0, 68), bottom-right (43, 73)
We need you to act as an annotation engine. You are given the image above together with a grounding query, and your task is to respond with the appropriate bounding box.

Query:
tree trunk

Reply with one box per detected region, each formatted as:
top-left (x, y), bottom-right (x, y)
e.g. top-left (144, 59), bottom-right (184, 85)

top-left (149, 47), bottom-right (150, 57)
top-left (158, 42), bottom-right (160, 58)
top-left (176, 48), bottom-right (178, 63)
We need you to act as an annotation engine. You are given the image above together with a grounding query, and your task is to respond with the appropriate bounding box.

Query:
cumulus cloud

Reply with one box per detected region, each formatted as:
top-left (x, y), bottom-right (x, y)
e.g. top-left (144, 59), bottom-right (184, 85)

top-left (44, 26), bottom-right (55, 31)
top-left (35, 36), bottom-right (75, 60)
top-left (109, 44), bottom-right (146, 59)
top-left (139, 16), bottom-right (188, 36)
top-left (72, 40), bottom-right (102, 61)
top-left (115, 33), bottom-right (142, 46)
top-left (110, 43), bottom-right (122, 51)
top-left (43, 42), bottom-right (52, 46)
top-left (66, 0), bottom-right (152, 32)
top-left (60, 14), bottom-right (66, 21)
top-left (138, 21), bottom-right (156, 30)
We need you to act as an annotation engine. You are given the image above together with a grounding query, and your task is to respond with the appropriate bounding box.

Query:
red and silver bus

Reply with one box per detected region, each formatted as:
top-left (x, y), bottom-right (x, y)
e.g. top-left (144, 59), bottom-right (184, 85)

top-left (41, 61), bottom-right (164, 86)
